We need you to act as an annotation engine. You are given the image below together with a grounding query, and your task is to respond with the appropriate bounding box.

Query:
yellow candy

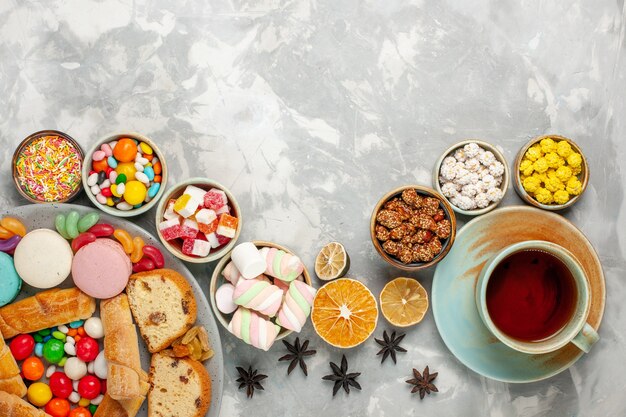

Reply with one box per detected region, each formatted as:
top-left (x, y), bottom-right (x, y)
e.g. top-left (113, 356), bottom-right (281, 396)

top-left (124, 181), bottom-right (147, 205)
top-left (27, 382), bottom-right (52, 407)
top-left (525, 145), bottom-right (543, 161)
top-left (567, 152), bottom-right (582, 168)
top-left (572, 165), bottom-right (582, 175)
top-left (174, 194), bottom-right (191, 212)
top-left (130, 236), bottom-right (145, 263)
top-left (533, 157), bottom-right (549, 173)
top-left (540, 138), bottom-right (557, 153)
top-left (545, 177), bottom-right (565, 193)
top-left (554, 190), bottom-right (570, 205)
top-left (545, 152), bottom-right (563, 169)
top-left (566, 177), bottom-right (583, 195)
top-left (116, 162), bottom-right (137, 180)
top-left (139, 142), bottom-right (153, 155)
top-left (79, 397), bottom-right (90, 407)
top-left (556, 140), bottom-right (573, 158)
top-left (534, 187), bottom-right (553, 204)
top-left (106, 197), bottom-right (114, 207)
top-left (555, 165), bottom-right (573, 182)
top-left (523, 176), bottom-right (541, 193)
top-left (532, 172), bottom-right (547, 184)
top-left (111, 183), bottom-right (121, 197)
top-left (519, 159), bottom-right (532, 172)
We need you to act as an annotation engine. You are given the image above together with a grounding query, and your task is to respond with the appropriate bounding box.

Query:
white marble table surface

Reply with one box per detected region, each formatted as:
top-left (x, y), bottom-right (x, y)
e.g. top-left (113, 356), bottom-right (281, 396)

top-left (1, 1), bottom-right (625, 416)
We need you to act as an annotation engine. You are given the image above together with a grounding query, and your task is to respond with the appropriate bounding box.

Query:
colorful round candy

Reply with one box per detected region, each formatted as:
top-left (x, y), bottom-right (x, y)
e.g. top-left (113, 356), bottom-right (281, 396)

top-left (22, 356), bottom-right (45, 380)
top-left (78, 375), bottom-right (101, 400)
top-left (43, 338), bottom-right (65, 364)
top-left (9, 334), bottom-right (34, 360)
top-left (64, 357), bottom-right (87, 380)
top-left (83, 317), bottom-right (104, 339)
top-left (49, 371), bottom-right (73, 399)
top-left (123, 181), bottom-right (147, 205)
top-left (75, 337), bottom-right (99, 362)
top-left (69, 406), bottom-right (91, 417)
top-left (45, 398), bottom-right (71, 417)
top-left (112, 138), bottom-right (137, 162)
top-left (27, 382), bottom-right (53, 407)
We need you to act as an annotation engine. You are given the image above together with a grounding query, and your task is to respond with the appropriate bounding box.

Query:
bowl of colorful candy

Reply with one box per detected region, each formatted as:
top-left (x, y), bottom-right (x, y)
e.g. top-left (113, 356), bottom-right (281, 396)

top-left (81, 132), bottom-right (167, 217)
top-left (12, 130), bottom-right (84, 204)
top-left (433, 140), bottom-right (509, 216)
top-left (209, 240), bottom-right (315, 350)
top-left (370, 185), bottom-right (456, 271)
top-left (155, 178), bottom-right (242, 263)
top-left (513, 135), bottom-right (589, 211)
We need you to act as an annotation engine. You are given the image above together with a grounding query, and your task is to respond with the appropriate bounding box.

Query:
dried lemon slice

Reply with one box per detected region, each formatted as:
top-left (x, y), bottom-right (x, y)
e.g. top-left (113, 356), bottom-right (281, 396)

top-left (380, 277), bottom-right (429, 327)
top-left (315, 242), bottom-right (350, 281)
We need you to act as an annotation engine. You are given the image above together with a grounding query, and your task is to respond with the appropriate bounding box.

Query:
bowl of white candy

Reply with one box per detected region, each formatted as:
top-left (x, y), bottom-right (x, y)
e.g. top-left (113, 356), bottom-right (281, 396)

top-left (433, 140), bottom-right (509, 216)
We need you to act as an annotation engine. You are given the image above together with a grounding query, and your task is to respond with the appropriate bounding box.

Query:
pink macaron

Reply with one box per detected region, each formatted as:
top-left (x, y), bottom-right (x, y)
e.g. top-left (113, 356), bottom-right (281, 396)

top-left (72, 238), bottom-right (132, 299)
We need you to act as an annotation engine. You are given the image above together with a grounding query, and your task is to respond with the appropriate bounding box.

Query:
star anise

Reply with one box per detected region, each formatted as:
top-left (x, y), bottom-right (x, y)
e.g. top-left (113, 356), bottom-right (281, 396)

top-left (375, 330), bottom-right (407, 364)
top-left (278, 337), bottom-right (317, 376)
top-left (322, 355), bottom-right (362, 396)
top-left (406, 366), bottom-right (438, 399)
top-left (236, 366), bottom-right (267, 398)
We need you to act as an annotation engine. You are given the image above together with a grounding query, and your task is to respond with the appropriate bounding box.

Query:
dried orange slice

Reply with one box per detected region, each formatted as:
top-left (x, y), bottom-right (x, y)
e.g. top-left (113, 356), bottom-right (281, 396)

top-left (380, 277), bottom-right (428, 327)
top-left (315, 242), bottom-right (350, 281)
top-left (311, 278), bottom-right (378, 348)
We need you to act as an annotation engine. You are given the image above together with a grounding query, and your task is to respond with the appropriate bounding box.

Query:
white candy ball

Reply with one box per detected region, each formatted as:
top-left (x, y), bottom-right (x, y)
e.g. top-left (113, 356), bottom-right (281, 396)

top-left (69, 392), bottom-right (80, 403)
top-left (215, 283), bottom-right (238, 314)
top-left (84, 317), bottom-right (104, 339)
top-left (64, 357), bottom-right (87, 380)
top-left (64, 342), bottom-right (76, 356)
top-left (94, 350), bottom-right (108, 379)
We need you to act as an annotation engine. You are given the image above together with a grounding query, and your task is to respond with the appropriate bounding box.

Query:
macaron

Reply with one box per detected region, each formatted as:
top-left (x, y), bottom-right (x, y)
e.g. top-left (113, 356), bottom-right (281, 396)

top-left (0, 252), bottom-right (22, 307)
top-left (72, 239), bottom-right (131, 299)
top-left (13, 229), bottom-right (73, 288)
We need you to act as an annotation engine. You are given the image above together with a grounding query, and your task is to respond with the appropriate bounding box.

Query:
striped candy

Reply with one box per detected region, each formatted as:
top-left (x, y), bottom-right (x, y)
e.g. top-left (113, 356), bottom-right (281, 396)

top-left (276, 280), bottom-right (316, 332)
top-left (227, 307), bottom-right (280, 351)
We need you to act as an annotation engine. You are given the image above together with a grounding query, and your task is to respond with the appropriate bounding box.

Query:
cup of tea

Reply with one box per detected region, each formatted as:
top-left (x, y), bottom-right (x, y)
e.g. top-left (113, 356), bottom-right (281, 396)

top-left (475, 240), bottom-right (599, 354)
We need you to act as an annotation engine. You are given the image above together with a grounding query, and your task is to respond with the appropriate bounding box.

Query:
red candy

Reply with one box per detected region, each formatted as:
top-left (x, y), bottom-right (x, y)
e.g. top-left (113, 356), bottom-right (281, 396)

top-left (22, 356), bottom-right (44, 380)
top-left (87, 223), bottom-right (115, 237)
top-left (92, 159), bottom-right (108, 173)
top-left (203, 189), bottom-right (227, 210)
top-left (45, 398), bottom-right (71, 417)
top-left (133, 257), bottom-right (155, 273)
top-left (78, 375), bottom-right (101, 400)
top-left (9, 334), bottom-right (35, 360)
top-left (71, 233), bottom-right (97, 252)
top-left (216, 234), bottom-right (231, 247)
top-left (75, 337), bottom-right (99, 362)
top-left (49, 372), bottom-right (73, 399)
top-left (181, 239), bottom-right (195, 256)
top-left (142, 245), bottom-right (165, 269)
top-left (100, 187), bottom-right (113, 197)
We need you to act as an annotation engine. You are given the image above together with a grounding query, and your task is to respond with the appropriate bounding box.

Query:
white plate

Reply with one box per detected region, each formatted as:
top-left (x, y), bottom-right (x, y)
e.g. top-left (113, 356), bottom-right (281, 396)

top-left (1, 203), bottom-right (223, 416)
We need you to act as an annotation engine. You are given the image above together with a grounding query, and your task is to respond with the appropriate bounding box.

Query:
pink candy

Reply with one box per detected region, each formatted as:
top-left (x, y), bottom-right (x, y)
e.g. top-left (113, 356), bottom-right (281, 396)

top-left (159, 218), bottom-right (182, 241)
top-left (204, 189), bottom-right (227, 210)
top-left (181, 219), bottom-right (199, 239)
top-left (182, 238), bottom-right (211, 257)
top-left (92, 150), bottom-right (106, 161)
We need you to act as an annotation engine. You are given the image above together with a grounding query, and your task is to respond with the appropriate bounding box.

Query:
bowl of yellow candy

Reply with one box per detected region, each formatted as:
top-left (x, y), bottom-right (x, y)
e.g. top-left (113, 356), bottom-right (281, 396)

top-left (513, 135), bottom-right (589, 211)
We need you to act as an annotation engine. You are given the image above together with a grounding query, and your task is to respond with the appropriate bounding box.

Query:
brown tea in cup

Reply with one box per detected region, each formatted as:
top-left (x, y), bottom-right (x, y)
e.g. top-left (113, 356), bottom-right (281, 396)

top-left (485, 249), bottom-right (577, 342)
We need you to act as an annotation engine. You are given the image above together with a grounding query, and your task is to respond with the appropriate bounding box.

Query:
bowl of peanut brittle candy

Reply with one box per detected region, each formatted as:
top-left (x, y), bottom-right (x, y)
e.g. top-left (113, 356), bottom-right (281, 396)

top-left (370, 185), bottom-right (456, 271)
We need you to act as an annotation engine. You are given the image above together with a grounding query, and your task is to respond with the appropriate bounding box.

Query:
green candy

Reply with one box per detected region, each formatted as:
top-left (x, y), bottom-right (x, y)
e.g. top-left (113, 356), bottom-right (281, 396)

top-left (89, 405), bottom-right (98, 414)
top-left (33, 334), bottom-right (43, 343)
top-left (116, 173), bottom-right (127, 184)
top-left (65, 211), bottom-right (80, 239)
top-left (38, 328), bottom-right (51, 336)
top-left (77, 212), bottom-right (100, 233)
top-left (52, 331), bottom-right (66, 341)
top-left (55, 214), bottom-right (70, 239)
top-left (43, 338), bottom-right (64, 364)
top-left (58, 356), bottom-right (68, 367)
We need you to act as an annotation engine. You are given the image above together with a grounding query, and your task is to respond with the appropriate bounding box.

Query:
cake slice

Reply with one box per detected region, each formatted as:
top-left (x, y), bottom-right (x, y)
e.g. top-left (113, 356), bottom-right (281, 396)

top-left (148, 353), bottom-right (211, 417)
top-left (126, 269), bottom-right (197, 353)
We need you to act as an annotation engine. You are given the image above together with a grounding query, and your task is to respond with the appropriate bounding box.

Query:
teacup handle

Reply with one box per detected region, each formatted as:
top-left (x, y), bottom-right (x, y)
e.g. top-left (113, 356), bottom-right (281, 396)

top-left (571, 323), bottom-right (599, 353)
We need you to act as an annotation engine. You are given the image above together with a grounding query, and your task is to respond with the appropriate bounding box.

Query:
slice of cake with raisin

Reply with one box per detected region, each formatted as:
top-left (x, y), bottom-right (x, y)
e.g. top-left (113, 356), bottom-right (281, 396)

top-left (126, 269), bottom-right (197, 353)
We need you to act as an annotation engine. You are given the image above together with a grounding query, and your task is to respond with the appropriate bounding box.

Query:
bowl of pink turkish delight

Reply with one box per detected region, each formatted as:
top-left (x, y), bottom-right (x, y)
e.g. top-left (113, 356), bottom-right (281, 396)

top-left (155, 177), bottom-right (242, 263)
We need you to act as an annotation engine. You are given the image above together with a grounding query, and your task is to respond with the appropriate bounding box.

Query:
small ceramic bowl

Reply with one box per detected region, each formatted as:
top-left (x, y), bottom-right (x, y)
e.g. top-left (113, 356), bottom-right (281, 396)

top-left (12, 130), bottom-right (84, 203)
top-left (81, 132), bottom-right (168, 217)
top-left (433, 140), bottom-right (509, 216)
top-left (513, 135), bottom-right (589, 211)
top-left (156, 178), bottom-right (242, 263)
top-left (210, 240), bottom-right (312, 341)
top-left (370, 185), bottom-right (456, 271)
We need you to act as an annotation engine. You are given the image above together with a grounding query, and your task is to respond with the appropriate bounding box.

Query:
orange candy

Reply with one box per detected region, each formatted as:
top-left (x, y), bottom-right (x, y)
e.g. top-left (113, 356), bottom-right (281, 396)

top-left (144, 153), bottom-right (154, 161)
top-left (92, 158), bottom-right (108, 173)
top-left (0, 225), bottom-right (14, 239)
top-left (67, 329), bottom-right (77, 337)
top-left (45, 398), bottom-right (71, 417)
top-left (113, 138), bottom-right (138, 163)
top-left (154, 175), bottom-right (162, 183)
top-left (22, 356), bottom-right (45, 380)
top-left (152, 161), bottom-right (162, 175)
top-left (77, 327), bottom-right (86, 336)
top-left (73, 335), bottom-right (81, 343)
top-left (0, 217), bottom-right (26, 237)
top-left (69, 407), bottom-right (91, 417)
